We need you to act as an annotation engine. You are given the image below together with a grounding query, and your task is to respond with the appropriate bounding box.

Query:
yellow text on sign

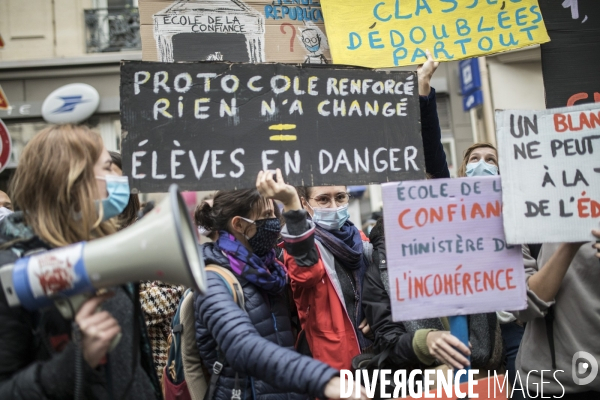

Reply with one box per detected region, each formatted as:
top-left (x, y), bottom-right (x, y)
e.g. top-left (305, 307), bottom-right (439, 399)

top-left (321, 0), bottom-right (550, 68)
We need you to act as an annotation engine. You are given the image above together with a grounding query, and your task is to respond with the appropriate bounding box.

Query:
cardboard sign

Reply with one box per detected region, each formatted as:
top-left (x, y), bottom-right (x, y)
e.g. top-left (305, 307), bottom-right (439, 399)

top-left (381, 176), bottom-right (525, 321)
top-left (497, 103), bottom-right (600, 244)
top-left (121, 61), bottom-right (424, 193)
top-left (320, 0), bottom-right (550, 68)
top-left (539, 1), bottom-right (600, 108)
top-left (140, 0), bottom-right (332, 64)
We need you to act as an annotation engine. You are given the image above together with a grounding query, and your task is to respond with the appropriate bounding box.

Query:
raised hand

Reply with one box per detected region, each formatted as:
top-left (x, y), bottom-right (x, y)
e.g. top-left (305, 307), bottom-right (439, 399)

top-left (417, 49), bottom-right (440, 97)
top-left (256, 169), bottom-right (301, 212)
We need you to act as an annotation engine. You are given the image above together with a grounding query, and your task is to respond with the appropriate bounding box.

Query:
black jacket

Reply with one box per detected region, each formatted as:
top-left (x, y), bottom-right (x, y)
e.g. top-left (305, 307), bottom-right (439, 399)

top-left (420, 88), bottom-right (450, 180)
top-left (194, 243), bottom-right (338, 400)
top-left (0, 212), bottom-right (160, 400)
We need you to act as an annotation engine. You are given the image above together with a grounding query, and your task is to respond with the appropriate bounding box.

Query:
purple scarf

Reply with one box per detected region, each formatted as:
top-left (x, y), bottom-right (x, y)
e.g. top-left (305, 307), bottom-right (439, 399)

top-left (216, 232), bottom-right (287, 295)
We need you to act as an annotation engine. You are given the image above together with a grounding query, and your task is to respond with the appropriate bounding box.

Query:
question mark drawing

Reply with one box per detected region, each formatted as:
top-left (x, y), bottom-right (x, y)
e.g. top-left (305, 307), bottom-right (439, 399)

top-left (280, 23), bottom-right (296, 52)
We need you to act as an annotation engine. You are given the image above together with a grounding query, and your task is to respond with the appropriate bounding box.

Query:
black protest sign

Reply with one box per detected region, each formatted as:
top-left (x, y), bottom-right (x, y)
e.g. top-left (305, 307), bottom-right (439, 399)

top-left (540, 1), bottom-right (600, 108)
top-left (120, 61), bottom-right (423, 192)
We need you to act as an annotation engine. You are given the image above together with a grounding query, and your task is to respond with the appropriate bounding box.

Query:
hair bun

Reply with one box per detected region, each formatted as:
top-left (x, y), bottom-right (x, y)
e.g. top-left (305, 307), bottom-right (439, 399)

top-left (194, 202), bottom-right (214, 230)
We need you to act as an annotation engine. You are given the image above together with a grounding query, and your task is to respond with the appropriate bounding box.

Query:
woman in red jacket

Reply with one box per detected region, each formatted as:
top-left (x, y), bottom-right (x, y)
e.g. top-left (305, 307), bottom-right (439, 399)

top-left (281, 185), bottom-right (371, 371)
top-left (278, 50), bottom-right (448, 371)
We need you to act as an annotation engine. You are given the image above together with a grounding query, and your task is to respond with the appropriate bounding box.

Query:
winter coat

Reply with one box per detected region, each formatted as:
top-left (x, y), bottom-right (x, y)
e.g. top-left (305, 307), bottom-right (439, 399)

top-left (281, 214), bottom-right (369, 371)
top-left (193, 242), bottom-right (338, 400)
top-left (140, 281), bottom-right (185, 380)
top-left (0, 212), bottom-right (160, 400)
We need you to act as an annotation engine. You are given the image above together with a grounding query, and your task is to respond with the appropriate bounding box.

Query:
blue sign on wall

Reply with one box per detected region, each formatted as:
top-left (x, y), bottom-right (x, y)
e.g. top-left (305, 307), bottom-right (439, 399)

top-left (463, 89), bottom-right (483, 112)
top-left (459, 59), bottom-right (481, 96)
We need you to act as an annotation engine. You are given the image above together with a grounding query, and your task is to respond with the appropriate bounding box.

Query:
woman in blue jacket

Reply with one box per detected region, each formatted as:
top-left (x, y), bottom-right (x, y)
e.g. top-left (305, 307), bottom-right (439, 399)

top-left (194, 172), bottom-right (365, 400)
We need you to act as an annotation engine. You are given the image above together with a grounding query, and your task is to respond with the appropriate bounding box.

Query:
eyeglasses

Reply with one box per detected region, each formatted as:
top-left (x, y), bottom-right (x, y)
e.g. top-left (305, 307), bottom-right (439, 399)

top-left (308, 192), bottom-right (352, 208)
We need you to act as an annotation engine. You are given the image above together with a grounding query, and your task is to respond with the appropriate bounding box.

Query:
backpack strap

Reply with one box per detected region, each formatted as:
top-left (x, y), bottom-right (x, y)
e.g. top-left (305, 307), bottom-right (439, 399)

top-left (205, 265), bottom-right (244, 310)
top-left (166, 288), bottom-right (193, 384)
top-left (204, 264), bottom-right (245, 400)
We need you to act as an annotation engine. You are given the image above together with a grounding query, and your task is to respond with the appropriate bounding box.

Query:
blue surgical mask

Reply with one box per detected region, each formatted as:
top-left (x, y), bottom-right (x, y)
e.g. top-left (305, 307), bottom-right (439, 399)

top-left (308, 203), bottom-right (350, 231)
top-left (96, 175), bottom-right (130, 221)
top-left (306, 44), bottom-right (320, 52)
top-left (466, 159), bottom-right (498, 177)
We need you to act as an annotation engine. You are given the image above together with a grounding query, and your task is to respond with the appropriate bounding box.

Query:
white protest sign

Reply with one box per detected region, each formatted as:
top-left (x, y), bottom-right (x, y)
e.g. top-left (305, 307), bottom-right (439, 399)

top-left (496, 103), bottom-right (600, 244)
top-left (382, 177), bottom-right (526, 322)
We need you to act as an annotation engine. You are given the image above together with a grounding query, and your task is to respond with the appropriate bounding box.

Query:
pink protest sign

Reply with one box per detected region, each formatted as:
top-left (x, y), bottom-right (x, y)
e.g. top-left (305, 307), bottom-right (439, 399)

top-left (381, 176), bottom-right (527, 322)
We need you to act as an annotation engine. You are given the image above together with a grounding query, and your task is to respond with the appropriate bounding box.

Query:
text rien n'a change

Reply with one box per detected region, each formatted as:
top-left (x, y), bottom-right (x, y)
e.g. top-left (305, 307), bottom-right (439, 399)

top-left (133, 70), bottom-right (416, 120)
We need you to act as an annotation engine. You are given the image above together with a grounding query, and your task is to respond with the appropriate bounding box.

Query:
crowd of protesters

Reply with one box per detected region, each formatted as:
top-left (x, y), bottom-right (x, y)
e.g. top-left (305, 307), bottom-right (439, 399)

top-left (0, 51), bottom-right (598, 400)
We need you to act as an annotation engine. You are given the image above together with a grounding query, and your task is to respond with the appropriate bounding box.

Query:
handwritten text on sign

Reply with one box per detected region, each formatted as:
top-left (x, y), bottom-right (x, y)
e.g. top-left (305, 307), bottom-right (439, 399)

top-left (497, 103), bottom-right (600, 244)
top-left (320, 0), bottom-right (550, 68)
top-left (382, 177), bottom-right (526, 321)
top-left (120, 61), bottom-right (424, 192)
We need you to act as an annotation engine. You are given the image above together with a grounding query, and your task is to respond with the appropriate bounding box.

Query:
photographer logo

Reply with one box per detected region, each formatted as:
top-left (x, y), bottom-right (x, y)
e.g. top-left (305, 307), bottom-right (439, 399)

top-left (572, 351), bottom-right (598, 386)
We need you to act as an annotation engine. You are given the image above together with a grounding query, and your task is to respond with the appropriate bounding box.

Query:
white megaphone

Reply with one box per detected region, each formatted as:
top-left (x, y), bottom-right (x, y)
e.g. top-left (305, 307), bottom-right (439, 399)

top-left (0, 184), bottom-right (206, 320)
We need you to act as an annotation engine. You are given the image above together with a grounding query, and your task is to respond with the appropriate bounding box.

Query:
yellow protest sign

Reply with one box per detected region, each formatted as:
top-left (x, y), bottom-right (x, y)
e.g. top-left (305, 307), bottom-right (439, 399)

top-left (321, 0), bottom-right (550, 68)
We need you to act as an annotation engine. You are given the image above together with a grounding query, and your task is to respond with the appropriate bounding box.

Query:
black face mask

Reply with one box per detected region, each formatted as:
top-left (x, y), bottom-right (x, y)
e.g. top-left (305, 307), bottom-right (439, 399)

top-left (245, 217), bottom-right (281, 257)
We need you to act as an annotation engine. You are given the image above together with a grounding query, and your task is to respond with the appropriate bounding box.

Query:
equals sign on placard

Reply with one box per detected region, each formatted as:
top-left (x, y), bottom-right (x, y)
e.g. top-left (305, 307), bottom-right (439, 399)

top-left (269, 124), bottom-right (297, 141)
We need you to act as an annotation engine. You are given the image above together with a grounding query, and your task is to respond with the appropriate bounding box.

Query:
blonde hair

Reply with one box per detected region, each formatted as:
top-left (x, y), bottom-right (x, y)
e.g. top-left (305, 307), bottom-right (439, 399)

top-left (457, 142), bottom-right (497, 178)
top-left (10, 124), bottom-right (116, 247)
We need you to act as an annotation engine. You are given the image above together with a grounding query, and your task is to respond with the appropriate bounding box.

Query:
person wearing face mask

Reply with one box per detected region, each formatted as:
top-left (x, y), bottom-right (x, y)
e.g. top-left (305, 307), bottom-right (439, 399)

top-left (460, 144), bottom-right (527, 395)
top-left (279, 50), bottom-right (449, 372)
top-left (358, 143), bottom-right (504, 398)
top-left (0, 124), bottom-right (160, 399)
top-left (107, 151), bottom-right (186, 382)
top-left (458, 142), bottom-right (499, 178)
top-left (193, 169), bottom-right (366, 400)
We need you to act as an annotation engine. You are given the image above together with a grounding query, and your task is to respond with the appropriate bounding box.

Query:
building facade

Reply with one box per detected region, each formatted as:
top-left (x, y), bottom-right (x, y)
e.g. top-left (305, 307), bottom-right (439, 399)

top-left (1, 0), bottom-right (549, 225)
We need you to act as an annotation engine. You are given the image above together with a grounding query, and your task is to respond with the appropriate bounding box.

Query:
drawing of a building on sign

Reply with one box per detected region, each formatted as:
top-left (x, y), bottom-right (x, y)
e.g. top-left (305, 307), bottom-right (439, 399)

top-left (153, 0), bottom-right (265, 63)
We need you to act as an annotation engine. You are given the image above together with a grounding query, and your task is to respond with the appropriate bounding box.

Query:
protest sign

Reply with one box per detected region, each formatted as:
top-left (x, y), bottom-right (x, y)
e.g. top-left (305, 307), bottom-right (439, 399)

top-left (140, 0), bottom-right (332, 64)
top-left (496, 103), bottom-right (600, 244)
top-left (381, 176), bottom-right (525, 321)
top-left (121, 61), bottom-right (424, 193)
top-left (539, 1), bottom-right (600, 108)
top-left (320, 0), bottom-right (550, 68)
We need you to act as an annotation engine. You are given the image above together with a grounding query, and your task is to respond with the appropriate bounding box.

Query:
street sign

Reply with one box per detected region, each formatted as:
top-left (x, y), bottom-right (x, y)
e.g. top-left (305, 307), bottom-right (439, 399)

top-left (0, 86), bottom-right (9, 111)
top-left (463, 89), bottom-right (483, 112)
top-left (0, 119), bottom-right (13, 172)
top-left (41, 83), bottom-right (100, 124)
top-left (459, 59), bottom-right (481, 96)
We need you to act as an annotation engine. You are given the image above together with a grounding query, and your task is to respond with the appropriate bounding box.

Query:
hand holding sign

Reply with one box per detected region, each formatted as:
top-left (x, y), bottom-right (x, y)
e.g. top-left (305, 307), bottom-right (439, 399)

top-left (256, 169), bottom-right (301, 212)
top-left (426, 330), bottom-right (471, 370)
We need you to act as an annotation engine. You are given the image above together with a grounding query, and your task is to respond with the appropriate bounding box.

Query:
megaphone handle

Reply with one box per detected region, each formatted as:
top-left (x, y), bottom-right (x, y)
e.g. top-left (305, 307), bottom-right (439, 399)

top-left (54, 294), bottom-right (122, 351)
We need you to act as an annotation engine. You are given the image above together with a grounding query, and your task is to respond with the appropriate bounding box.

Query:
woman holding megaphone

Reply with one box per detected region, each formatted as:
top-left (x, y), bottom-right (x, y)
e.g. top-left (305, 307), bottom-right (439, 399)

top-left (0, 124), bottom-right (160, 399)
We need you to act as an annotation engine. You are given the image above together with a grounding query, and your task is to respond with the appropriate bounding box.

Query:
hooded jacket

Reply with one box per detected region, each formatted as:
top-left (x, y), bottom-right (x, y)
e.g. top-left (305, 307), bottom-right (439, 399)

top-left (0, 212), bottom-right (160, 400)
top-left (193, 242), bottom-right (338, 400)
